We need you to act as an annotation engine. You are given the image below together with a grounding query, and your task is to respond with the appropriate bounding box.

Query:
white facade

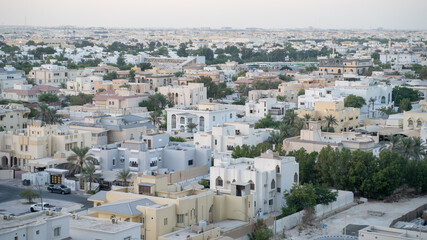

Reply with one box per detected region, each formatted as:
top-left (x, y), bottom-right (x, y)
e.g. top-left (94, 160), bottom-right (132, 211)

top-left (194, 122), bottom-right (277, 154)
top-left (158, 83), bottom-right (207, 107)
top-left (166, 103), bottom-right (236, 133)
top-left (298, 88), bottom-right (345, 109)
top-left (0, 212), bottom-right (70, 240)
top-left (28, 64), bottom-right (77, 86)
top-left (0, 65), bottom-right (26, 93)
top-left (64, 75), bottom-right (102, 95)
top-left (245, 98), bottom-right (295, 120)
top-left (380, 53), bottom-right (418, 64)
top-left (210, 151), bottom-right (299, 214)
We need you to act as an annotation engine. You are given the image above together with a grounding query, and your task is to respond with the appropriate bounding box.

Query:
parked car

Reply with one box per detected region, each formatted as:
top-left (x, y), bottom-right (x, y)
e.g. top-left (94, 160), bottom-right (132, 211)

top-left (47, 184), bottom-right (71, 194)
top-left (30, 203), bottom-right (56, 212)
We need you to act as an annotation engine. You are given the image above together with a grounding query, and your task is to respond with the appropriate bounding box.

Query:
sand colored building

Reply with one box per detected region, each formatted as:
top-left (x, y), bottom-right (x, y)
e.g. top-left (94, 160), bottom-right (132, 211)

top-left (28, 64), bottom-right (77, 86)
top-left (158, 83), bottom-right (207, 107)
top-left (87, 174), bottom-right (252, 240)
top-left (94, 79), bottom-right (150, 94)
top-left (0, 103), bottom-right (30, 131)
top-left (296, 101), bottom-right (360, 132)
top-left (92, 89), bottom-right (149, 110)
top-left (403, 100), bottom-right (427, 131)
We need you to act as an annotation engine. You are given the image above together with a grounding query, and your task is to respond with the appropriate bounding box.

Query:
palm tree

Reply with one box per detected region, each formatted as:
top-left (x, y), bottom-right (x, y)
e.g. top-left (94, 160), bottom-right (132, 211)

top-left (116, 169), bottom-right (131, 187)
top-left (67, 147), bottom-right (97, 174)
top-left (381, 135), bottom-right (402, 153)
top-left (187, 122), bottom-right (198, 133)
top-left (303, 114), bottom-right (312, 122)
top-left (37, 104), bottom-right (63, 125)
top-left (323, 115), bottom-right (338, 132)
top-left (282, 109), bottom-right (298, 127)
top-left (410, 137), bottom-right (427, 161)
top-left (267, 131), bottom-right (284, 146)
top-left (81, 164), bottom-right (100, 193)
top-left (149, 111), bottom-right (162, 126)
top-left (369, 98), bottom-right (376, 118)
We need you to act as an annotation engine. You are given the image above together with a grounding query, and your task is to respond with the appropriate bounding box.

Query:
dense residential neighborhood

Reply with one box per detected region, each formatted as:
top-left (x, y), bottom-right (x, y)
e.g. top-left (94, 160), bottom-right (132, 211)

top-left (1, 1), bottom-right (427, 240)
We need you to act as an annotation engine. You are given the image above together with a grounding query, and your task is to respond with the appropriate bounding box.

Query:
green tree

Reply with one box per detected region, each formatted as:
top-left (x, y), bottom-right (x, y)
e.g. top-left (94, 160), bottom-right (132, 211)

top-left (284, 184), bottom-right (317, 212)
top-left (398, 98), bottom-right (412, 112)
top-left (288, 148), bottom-right (318, 184)
top-left (116, 169), bottom-right (131, 187)
top-left (177, 43), bottom-right (188, 57)
top-left (36, 104), bottom-right (63, 125)
top-left (70, 93), bottom-right (93, 106)
top-left (194, 76), bottom-right (233, 99)
top-left (139, 94), bottom-right (168, 111)
top-left (254, 114), bottom-right (280, 129)
top-left (297, 89), bottom-right (305, 96)
top-left (323, 115), bottom-right (338, 132)
top-left (20, 189), bottom-right (40, 203)
top-left (148, 111), bottom-right (162, 126)
top-left (187, 122), bottom-right (198, 133)
top-left (344, 94), bottom-right (366, 108)
top-left (81, 164), bottom-right (100, 194)
top-left (250, 219), bottom-right (273, 240)
top-left (129, 70), bottom-right (135, 82)
top-left (38, 93), bottom-right (59, 103)
top-left (313, 184), bottom-right (338, 205)
top-left (67, 147), bottom-right (97, 174)
top-left (277, 95), bottom-right (287, 102)
top-left (392, 86), bottom-right (419, 106)
top-left (169, 136), bottom-right (186, 142)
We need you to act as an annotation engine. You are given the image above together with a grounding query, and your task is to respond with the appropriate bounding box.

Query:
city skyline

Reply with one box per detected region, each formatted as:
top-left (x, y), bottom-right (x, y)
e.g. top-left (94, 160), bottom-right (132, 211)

top-left (1, 0), bottom-right (426, 30)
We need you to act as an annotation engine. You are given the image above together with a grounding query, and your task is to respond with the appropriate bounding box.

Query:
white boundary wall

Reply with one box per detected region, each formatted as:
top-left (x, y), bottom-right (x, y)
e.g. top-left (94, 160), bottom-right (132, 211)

top-left (275, 190), bottom-right (354, 233)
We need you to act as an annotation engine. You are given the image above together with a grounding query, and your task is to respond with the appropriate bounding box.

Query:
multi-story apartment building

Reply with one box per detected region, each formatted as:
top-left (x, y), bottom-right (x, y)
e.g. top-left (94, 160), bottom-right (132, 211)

top-left (245, 98), bottom-right (295, 120)
top-left (403, 100), bottom-right (427, 131)
top-left (89, 133), bottom-right (211, 175)
top-left (210, 150), bottom-right (299, 214)
top-left (87, 173), bottom-right (251, 240)
top-left (158, 83), bottom-right (207, 107)
top-left (318, 57), bottom-right (372, 76)
top-left (63, 75), bottom-right (102, 95)
top-left (135, 72), bottom-right (174, 91)
top-left (28, 64), bottom-right (77, 86)
top-left (0, 121), bottom-right (91, 171)
top-left (93, 79), bottom-right (150, 94)
top-left (85, 63), bottom-right (120, 76)
top-left (2, 84), bottom-right (59, 103)
top-left (0, 65), bottom-right (26, 93)
top-left (298, 88), bottom-right (346, 109)
top-left (283, 121), bottom-right (378, 153)
top-left (380, 53), bottom-right (419, 64)
top-left (296, 101), bottom-right (360, 132)
top-left (68, 114), bottom-right (157, 145)
top-left (0, 103), bottom-right (30, 131)
top-left (166, 103), bottom-right (237, 133)
top-left (194, 122), bottom-right (277, 154)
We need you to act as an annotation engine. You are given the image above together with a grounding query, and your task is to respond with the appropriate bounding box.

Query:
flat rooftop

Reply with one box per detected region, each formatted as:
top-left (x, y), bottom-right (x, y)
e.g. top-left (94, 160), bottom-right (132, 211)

top-left (70, 216), bottom-right (141, 233)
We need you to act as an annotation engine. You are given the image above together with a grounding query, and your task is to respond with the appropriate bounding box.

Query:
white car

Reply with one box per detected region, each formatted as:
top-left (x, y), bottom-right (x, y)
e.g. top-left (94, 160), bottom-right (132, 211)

top-left (30, 202), bottom-right (56, 212)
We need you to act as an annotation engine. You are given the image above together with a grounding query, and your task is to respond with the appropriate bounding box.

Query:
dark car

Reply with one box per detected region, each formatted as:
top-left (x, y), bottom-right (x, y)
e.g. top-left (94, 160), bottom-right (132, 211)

top-left (47, 184), bottom-right (71, 194)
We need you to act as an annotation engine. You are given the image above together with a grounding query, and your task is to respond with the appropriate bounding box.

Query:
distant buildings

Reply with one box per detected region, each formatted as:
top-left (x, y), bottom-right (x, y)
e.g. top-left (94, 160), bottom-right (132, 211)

top-left (245, 98), bottom-right (295, 120)
top-left (94, 79), bottom-right (150, 94)
top-left (135, 72), bottom-right (174, 91)
top-left (2, 84), bottom-right (59, 103)
top-left (380, 53), bottom-right (418, 64)
top-left (194, 122), bottom-right (276, 154)
top-left (158, 83), bottom-right (207, 107)
top-left (64, 75), bottom-right (102, 95)
top-left (92, 89), bottom-right (149, 110)
top-left (0, 103), bottom-right (30, 131)
top-left (166, 103), bottom-right (236, 133)
top-left (0, 65), bottom-right (26, 93)
top-left (28, 64), bottom-right (77, 86)
top-left (403, 100), bottom-right (427, 131)
top-left (210, 150), bottom-right (299, 214)
top-left (318, 57), bottom-right (372, 76)
top-left (283, 121), bottom-right (378, 153)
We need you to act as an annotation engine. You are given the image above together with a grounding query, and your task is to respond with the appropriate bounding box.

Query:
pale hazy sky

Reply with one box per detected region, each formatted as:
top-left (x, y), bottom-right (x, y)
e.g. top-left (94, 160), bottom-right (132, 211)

top-left (0, 0), bottom-right (426, 30)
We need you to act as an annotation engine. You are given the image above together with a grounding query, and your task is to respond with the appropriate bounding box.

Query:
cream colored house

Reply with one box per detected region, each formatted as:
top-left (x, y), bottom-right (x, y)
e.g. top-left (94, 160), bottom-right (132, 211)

top-left (92, 89), bottom-right (149, 110)
top-left (283, 121), bottom-right (378, 153)
top-left (0, 103), bottom-right (30, 131)
top-left (87, 174), bottom-right (253, 240)
top-left (2, 84), bottom-right (60, 103)
top-left (403, 100), bottom-right (427, 131)
top-left (28, 64), bottom-right (77, 86)
top-left (0, 121), bottom-right (91, 171)
top-left (158, 83), bottom-right (207, 107)
top-left (296, 101), bottom-right (360, 132)
top-left (93, 79), bottom-right (150, 94)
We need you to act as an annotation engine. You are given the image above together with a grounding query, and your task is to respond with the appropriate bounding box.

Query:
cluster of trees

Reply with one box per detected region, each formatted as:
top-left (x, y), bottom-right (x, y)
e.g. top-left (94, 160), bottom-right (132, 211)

top-left (410, 64), bottom-right (427, 80)
top-left (252, 80), bottom-right (281, 90)
top-left (36, 104), bottom-right (63, 125)
top-left (231, 142), bottom-right (274, 158)
top-left (194, 76), bottom-right (233, 99)
top-left (139, 93), bottom-right (171, 112)
top-left (28, 47), bottom-right (56, 60)
top-left (344, 94), bottom-right (366, 108)
top-left (69, 93), bottom-right (93, 106)
top-left (106, 41), bottom-right (144, 54)
top-left (392, 86), bottom-right (420, 107)
top-left (169, 136), bottom-right (186, 142)
top-left (38, 93), bottom-right (59, 104)
top-left (74, 40), bottom-right (94, 48)
top-left (67, 59), bottom-right (102, 69)
top-left (255, 110), bottom-right (304, 140)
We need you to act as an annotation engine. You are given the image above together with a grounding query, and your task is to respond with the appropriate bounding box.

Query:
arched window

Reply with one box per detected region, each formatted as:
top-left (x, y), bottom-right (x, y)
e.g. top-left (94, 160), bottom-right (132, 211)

top-left (276, 165), bottom-right (280, 173)
top-left (171, 114), bottom-right (176, 129)
top-left (417, 120), bottom-right (422, 127)
top-left (216, 177), bottom-right (223, 187)
top-left (175, 93), bottom-right (178, 97)
top-left (130, 133), bottom-right (134, 140)
top-left (248, 180), bottom-right (255, 190)
top-left (294, 173), bottom-right (298, 183)
top-left (180, 117), bottom-right (185, 124)
top-left (381, 96), bottom-right (386, 104)
top-left (338, 69), bottom-right (341, 74)
top-left (199, 116), bottom-right (205, 132)
top-left (408, 119), bottom-right (414, 127)
top-left (271, 179), bottom-right (275, 189)
top-left (230, 113), bottom-right (233, 119)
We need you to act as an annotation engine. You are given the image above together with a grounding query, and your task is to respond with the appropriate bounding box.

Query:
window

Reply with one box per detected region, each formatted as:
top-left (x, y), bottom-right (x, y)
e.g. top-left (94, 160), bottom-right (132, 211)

top-left (164, 218), bottom-right (168, 225)
top-left (294, 173), bottom-right (298, 183)
top-left (199, 116), bottom-right (204, 132)
top-left (249, 180), bottom-right (254, 190)
top-left (408, 119), bottom-right (414, 127)
top-left (269, 199), bottom-right (273, 205)
top-left (213, 116), bottom-right (215, 121)
top-left (54, 227), bottom-right (61, 237)
top-left (177, 214), bottom-right (184, 223)
top-left (417, 120), bottom-right (422, 127)
top-left (124, 237), bottom-right (131, 240)
top-left (188, 160), bottom-right (193, 166)
top-left (277, 187), bottom-right (281, 193)
top-left (10, 115), bottom-right (13, 118)
top-left (180, 117), bottom-right (185, 124)
top-left (36, 230), bottom-right (40, 235)
top-left (172, 114), bottom-right (176, 128)
top-left (216, 176), bottom-right (223, 187)
top-left (112, 158), bottom-right (116, 166)
top-left (271, 179), bottom-right (275, 189)
top-left (215, 139), bottom-right (217, 145)
top-left (230, 113), bottom-right (232, 119)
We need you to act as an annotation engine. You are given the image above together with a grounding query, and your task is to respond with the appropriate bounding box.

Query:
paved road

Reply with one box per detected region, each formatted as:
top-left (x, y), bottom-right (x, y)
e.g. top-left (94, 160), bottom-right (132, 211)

top-left (0, 183), bottom-right (92, 210)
